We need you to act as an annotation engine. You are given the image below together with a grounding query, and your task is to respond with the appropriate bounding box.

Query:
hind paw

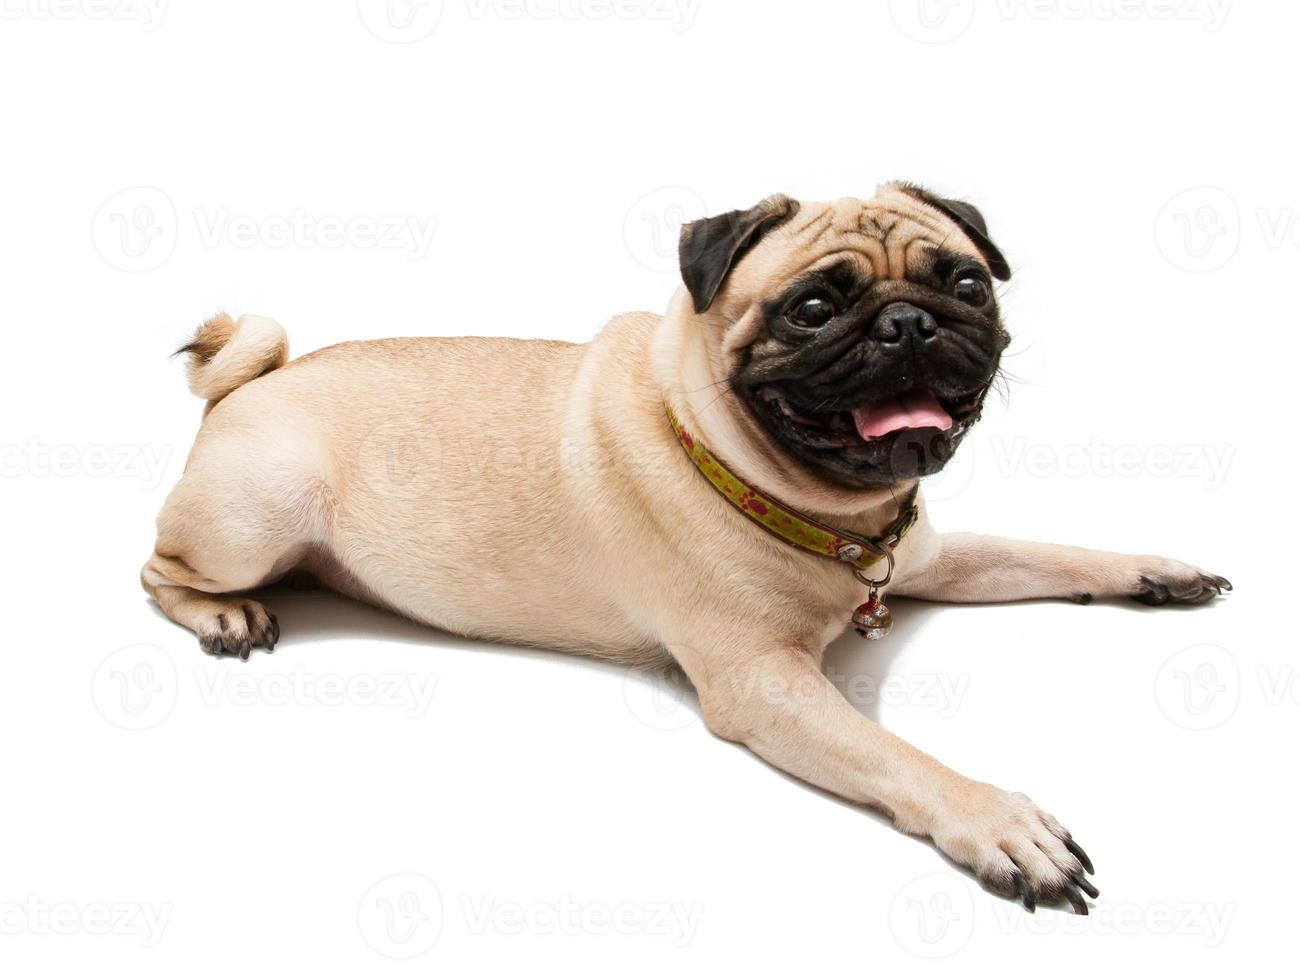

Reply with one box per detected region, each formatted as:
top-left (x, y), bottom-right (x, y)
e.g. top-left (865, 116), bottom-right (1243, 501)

top-left (196, 600), bottom-right (279, 660)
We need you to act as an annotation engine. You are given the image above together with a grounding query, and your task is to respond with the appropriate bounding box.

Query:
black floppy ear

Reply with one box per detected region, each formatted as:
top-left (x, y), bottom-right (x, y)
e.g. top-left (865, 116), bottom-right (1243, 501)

top-left (678, 194), bottom-right (801, 313)
top-left (897, 183), bottom-right (1012, 281)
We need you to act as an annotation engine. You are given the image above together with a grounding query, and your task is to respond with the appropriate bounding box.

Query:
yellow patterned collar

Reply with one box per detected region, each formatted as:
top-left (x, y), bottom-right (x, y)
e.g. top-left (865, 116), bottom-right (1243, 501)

top-left (665, 405), bottom-right (920, 573)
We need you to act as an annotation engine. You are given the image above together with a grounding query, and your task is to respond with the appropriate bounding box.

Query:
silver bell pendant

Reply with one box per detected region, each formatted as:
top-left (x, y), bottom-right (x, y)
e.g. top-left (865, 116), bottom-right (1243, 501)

top-left (852, 591), bottom-right (893, 640)
top-left (839, 541), bottom-right (898, 641)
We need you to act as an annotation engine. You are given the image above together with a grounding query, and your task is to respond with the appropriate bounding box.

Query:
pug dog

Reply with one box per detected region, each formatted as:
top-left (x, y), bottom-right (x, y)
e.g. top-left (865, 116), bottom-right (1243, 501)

top-left (142, 183), bottom-right (1230, 914)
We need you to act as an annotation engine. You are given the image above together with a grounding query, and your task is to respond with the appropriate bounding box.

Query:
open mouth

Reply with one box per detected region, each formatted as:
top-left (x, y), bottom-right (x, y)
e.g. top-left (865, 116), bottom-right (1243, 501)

top-left (752, 384), bottom-right (985, 452)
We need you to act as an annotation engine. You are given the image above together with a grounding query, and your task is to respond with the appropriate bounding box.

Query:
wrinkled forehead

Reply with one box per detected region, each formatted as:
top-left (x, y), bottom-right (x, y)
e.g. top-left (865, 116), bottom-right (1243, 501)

top-left (735, 191), bottom-right (984, 295)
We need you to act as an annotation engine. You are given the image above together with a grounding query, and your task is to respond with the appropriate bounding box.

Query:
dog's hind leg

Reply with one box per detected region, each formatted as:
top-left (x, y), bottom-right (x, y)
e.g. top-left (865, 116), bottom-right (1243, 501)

top-left (142, 551), bottom-right (284, 657)
top-left (140, 429), bottom-right (332, 659)
top-left (141, 559), bottom-right (281, 659)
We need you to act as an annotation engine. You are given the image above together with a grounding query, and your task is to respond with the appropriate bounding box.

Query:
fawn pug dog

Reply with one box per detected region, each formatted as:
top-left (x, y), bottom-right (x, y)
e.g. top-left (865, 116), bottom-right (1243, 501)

top-left (143, 183), bottom-right (1229, 913)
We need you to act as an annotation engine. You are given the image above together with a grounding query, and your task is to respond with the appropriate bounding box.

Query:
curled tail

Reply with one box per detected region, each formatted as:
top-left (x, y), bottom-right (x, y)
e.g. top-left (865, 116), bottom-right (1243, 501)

top-left (176, 313), bottom-right (289, 403)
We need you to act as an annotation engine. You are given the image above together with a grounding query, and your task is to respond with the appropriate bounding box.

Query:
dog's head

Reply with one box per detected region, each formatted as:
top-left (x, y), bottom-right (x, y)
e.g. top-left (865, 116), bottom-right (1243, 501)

top-left (677, 184), bottom-right (1011, 489)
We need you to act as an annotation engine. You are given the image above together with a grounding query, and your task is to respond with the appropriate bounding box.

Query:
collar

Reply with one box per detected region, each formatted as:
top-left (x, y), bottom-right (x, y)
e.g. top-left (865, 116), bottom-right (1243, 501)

top-left (665, 405), bottom-right (920, 572)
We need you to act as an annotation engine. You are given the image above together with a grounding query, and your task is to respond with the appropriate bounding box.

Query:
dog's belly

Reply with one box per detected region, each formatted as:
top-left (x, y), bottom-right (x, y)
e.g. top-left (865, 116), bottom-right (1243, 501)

top-left (201, 332), bottom-right (667, 663)
top-left (296, 543), bottom-right (659, 663)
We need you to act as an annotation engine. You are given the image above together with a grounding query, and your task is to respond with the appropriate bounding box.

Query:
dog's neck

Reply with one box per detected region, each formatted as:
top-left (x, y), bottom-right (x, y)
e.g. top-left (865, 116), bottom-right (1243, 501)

top-left (650, 289), bottom-right (917, 537)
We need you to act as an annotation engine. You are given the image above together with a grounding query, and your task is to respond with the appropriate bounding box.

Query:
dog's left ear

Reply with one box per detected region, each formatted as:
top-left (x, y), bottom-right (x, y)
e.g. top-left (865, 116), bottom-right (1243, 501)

top-left (679, 194), bottom-right (801, 313)
top-left (896, 183), bottom-right (1012, 281)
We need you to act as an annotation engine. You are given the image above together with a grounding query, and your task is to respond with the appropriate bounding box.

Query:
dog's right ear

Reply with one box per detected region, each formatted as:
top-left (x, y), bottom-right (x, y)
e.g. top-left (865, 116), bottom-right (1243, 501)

top-left (894, 183), bottom-right (1012, 281)
top-left (678, 195), bottom-right (800, 314)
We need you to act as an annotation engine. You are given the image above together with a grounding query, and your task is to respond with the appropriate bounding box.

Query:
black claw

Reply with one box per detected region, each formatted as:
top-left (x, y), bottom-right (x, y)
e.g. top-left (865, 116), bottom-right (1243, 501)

top-left (1064, 837), bottom-right (1094, 876)
top-left (1073, 593), bottom-right (1094, 606)
top-left (1063, 883), bottom-right (1088, 915)
top-left (238, 639), bottom-right (251, 661)
top-left (1218, 577), bottom-right (1233, 593)
top-left (1012, 871), bottom-right (1036, 912)
top-left (1071, 872), bottom-right (1100, 899)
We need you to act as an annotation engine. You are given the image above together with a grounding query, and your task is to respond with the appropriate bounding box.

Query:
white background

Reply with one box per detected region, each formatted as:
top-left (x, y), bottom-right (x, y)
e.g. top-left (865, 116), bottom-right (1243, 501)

top-left (0, 0), bottom-right (1293, 975)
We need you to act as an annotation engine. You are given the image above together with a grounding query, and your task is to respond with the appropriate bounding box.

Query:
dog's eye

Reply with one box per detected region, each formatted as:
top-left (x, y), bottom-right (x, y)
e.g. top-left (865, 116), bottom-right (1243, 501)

top-left (787, 294), bottom-right (838, 328)
top-left (953, 275), bottom-right (991, 307)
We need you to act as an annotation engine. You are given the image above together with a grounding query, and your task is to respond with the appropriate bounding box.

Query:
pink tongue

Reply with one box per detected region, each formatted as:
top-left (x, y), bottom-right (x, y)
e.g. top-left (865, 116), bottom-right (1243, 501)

top-left (851, 391), bottom-right (953, 440)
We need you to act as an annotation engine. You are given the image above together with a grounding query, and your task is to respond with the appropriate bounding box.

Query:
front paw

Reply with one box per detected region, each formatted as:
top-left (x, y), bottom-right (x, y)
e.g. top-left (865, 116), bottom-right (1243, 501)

top-left (1133, 559), bottom-right (1232, 606)
top-left (928, 782), bottom-right (1098, 914)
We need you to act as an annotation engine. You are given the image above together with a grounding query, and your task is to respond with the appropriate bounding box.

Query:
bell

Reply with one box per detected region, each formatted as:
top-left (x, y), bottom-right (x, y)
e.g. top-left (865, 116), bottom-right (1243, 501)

top-left (852, 596), bottom-right (893, 640)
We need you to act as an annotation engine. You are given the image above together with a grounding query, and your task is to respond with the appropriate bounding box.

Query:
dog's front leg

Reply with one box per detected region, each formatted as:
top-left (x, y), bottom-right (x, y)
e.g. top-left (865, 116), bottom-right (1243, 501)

top-left (895, 532), bottom-right (1231, 606)
top-left (671, 642), bottom-right (1096, 912)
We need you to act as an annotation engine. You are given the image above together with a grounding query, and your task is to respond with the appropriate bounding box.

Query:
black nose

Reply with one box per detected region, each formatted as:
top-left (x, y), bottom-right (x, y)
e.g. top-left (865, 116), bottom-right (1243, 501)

top-left (871, 302), bottom-right (938, 345)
